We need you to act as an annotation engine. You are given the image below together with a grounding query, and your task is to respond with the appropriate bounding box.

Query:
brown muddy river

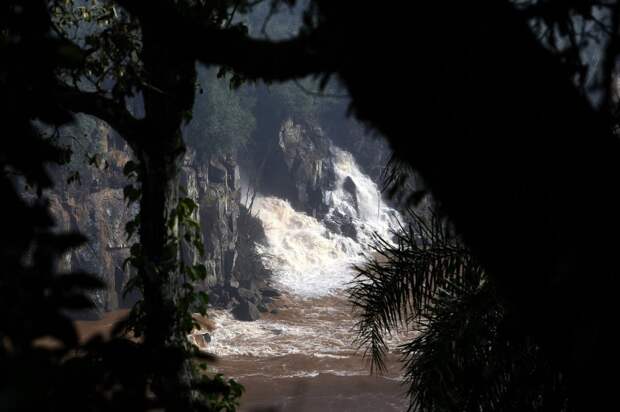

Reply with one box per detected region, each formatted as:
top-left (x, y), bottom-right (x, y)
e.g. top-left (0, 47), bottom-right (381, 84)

top-left (77, 148), bottom-right (411, 411)
top-left (202, 294), bottom-right (409, 411)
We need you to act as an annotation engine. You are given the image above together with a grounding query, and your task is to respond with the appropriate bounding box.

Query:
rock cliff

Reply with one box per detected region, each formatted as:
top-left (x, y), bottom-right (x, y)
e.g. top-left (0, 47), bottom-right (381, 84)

top-left (34, 112), bottom-right (391, 321)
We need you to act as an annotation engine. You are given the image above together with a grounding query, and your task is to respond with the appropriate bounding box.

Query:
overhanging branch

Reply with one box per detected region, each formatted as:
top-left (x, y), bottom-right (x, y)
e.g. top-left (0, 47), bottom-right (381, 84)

top-left (191, 27), bottom-right (336, 82)
top-left (55, 85), bottom-right (143, 145)
top-left (115, 0), bottom-right (336, 82)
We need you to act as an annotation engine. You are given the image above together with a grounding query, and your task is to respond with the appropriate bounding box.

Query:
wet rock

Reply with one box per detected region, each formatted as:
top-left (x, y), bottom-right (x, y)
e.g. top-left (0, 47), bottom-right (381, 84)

top-left (260, 286), bottom-right (281, 298)
top-left (257, 303), bottom-right (268, 313)
top-left (342, 176), bottom-right (359, 214)
top-left (253, 119), bottom-right (336, 218)
top-left (196, 332), bottom-right (211, 346)
top-left (238, 287), bottom-right (259, 304)
top-left (270, 308), bottom-right (280, 315)
top-left (233, 300), bottom-right (261, 321)
top-left (323, 210), bottom-right (357, 241)
top-left (208, 160), bottom-right (228, 185)
top-left (340, 220), bottom-right (358, 241)
top-left (225, 297), bottom-right (240, 311)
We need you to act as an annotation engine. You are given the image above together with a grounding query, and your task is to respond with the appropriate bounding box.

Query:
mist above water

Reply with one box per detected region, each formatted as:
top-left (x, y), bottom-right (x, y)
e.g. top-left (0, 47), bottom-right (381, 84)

top-left (209, 146), bottom-right (401, 364)
top-left (254, 146), bottom-right (400, 298)
top-left (254, 196), bottom-right (361, 297)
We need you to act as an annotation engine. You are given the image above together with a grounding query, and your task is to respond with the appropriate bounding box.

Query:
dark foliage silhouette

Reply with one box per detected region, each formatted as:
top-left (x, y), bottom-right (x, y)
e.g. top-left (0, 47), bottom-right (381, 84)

top-left (4, 0), bottom-right (620, 410)
top-left (0, 2), bottom-right (153, 410)
top-left (350, 207), bottom-right (570, 411)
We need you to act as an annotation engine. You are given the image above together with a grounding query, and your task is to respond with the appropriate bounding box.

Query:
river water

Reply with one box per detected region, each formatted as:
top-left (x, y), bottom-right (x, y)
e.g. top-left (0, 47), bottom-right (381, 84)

top-left (76, 147), bottom-right (409, 410)
top-left (202, 147), bottom-right (409, 411)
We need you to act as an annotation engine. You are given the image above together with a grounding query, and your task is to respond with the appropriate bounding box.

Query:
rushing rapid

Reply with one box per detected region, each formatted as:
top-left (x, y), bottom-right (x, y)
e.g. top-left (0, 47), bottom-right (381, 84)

top-left (207, 145), bottom-right (402, 363)
top-left (204, 146), bottom-right (407, 410)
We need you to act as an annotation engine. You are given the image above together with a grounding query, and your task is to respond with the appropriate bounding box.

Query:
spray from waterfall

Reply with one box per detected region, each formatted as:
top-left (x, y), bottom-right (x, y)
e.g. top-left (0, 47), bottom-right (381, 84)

top-left (208, 145), bottom-right (404, 366)
top-left (253, 146), bottom-right (401, 298)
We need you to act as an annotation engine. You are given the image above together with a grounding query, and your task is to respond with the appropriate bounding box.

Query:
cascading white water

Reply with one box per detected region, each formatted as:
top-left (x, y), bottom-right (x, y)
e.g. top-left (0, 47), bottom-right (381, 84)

top-left (253, 146), bottom-right (401, 298)
top-left (254, 196), bottom-right (363, 297)
top-left (325, 146), bottom-right (401, 247)
top-left (207, 146), bottom-right (403, 362)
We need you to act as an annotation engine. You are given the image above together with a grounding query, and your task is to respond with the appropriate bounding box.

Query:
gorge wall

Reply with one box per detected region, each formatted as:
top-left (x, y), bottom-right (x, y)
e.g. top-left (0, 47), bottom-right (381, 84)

top-left (32, 97), bottom-right (392, 321)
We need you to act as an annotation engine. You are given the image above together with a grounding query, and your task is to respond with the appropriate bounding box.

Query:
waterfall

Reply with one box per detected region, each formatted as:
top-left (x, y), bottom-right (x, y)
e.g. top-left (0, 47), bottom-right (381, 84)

top-left (207, 146), bottom-right (403, 363)
top-left (254, 146), bottom-right (401, 298)
top-left (325, 146), bottom-right (401, 246)
top-left (254, 196), bottom-right (362, 297)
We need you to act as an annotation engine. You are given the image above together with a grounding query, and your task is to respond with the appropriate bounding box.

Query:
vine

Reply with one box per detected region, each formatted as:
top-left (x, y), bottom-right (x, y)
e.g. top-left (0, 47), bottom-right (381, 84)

top-left (120, 159), bottom-right (244, 410)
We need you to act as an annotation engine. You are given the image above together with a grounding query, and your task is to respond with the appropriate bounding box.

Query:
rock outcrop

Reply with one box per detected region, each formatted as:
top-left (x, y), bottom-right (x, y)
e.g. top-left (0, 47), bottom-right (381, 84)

top-left (252, 119), bottom-right (336, 218)
top-left (181, 151), bottom-right (272, 320)
top-left (37, 116), bottom-right (273, 320)
top-left (41, 118), bottom-right (138, 319)
top-left (33, 112), bottom-right (391, 322)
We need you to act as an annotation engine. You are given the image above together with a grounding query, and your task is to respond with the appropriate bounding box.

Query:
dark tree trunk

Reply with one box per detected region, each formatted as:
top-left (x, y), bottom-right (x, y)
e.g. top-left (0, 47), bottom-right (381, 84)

top-left (134, 16), bottom-right (198, 411)
top-left (328, 1), bottom-right (619, 409)
top-left (137, 141), bottom-right (193, 410)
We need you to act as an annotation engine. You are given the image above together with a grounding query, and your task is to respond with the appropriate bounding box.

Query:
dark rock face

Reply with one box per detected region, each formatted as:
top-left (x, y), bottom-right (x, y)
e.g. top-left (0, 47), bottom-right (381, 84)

top-left (323, 209), bottom-right (358, 241)
top-left (208, 160), bottom-right (228, 185)
top-left (342, 175), bottom-right (359, 215)
top-left (182, 152), bottom-right (272, 321)
top-left (260, 286), bottom-right (281, 298)
top-left (42, 118), bottom-right (138, 319)
top-left (193, 153), bottom-right (240, 292)
top-left (38, 115), bottom-right (273, 321)
top-left (340, 219), bottom-right (358, 240)
top-left (251, 119), bottom-right (336, 218)
top-left (238, 287), bottom-right (260, 304)
top-left (232, 300), bottom-right (261, 322)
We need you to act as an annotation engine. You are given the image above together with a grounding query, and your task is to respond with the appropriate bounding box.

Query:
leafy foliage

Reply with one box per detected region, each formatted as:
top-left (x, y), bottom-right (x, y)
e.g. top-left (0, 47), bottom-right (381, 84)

top-left (51, 0), bottom-right (145, 99)
top-left (186, 67), bottom-right (256, 159)
top-left (0, 2), bottom-right (154, 410)
top-left (350, 207), bottom-right (569, 411)
top-left (120, 162), bottom-right (245, 409)
top-left (349, 209), bottom-right (483, 373)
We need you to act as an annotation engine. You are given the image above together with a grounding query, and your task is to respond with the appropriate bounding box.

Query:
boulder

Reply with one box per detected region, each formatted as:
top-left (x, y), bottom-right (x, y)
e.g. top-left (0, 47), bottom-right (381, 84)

top-left (342, 175), bottom-right (359, 215)
top-left (260, 286), bottom-right (281, 298)
top-left (232, 300), bottom-right (261, 321)
top-left (196, 332), bottom-right (211, 346)
top-left (238, 287), bottom-right (259, 304)
top-left (340, 220), bottom-right (358, 241)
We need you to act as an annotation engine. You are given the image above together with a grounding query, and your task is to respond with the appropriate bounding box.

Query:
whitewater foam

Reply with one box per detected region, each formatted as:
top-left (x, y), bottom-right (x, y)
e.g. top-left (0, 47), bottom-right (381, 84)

top-left (252, 146), bottom-right (400, 298)
top-left (207, 302), bottom-right (358, 358)
top-left (207, 146), bottom-right (406, 376)
top-left (254, 196), bottom-right (363, 297)
top-left (325, 146), bottom-right (401, 247)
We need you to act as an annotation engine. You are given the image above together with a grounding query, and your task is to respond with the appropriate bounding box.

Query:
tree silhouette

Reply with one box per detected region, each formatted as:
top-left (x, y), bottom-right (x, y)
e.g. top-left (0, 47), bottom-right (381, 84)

top-left (4, 0), bottom-right (620, 410)
top-left (350, 206), bottom-right (571, 411)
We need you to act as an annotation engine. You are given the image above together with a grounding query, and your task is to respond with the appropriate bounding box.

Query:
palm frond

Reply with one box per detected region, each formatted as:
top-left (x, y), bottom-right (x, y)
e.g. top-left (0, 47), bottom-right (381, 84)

top-left (348, 207), bottom-right (482, 374)
top-left (381, 154), bottom-right (428, 207)
top-left (403, 280), bottom-right (567, 412)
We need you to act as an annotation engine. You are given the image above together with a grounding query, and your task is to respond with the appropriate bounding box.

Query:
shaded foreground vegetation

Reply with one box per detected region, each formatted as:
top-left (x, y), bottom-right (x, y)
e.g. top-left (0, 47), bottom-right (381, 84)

top-left (3, 0), bottom-right (620, 410)
top-left (350, 206), bottom-right (568, 411)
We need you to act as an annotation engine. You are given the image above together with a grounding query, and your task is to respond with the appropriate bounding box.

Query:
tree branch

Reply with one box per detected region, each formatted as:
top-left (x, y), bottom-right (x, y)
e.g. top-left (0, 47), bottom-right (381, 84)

top-left (115, 0), bottom-right (335, 82)
top-left (55, 84), bottom-right (143, 145)
top-left (192, 26), bottom-right (336, 82)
